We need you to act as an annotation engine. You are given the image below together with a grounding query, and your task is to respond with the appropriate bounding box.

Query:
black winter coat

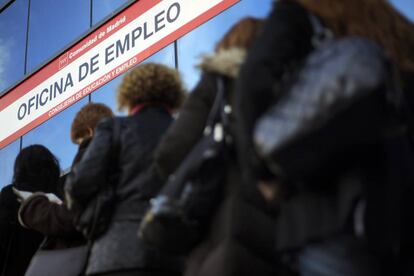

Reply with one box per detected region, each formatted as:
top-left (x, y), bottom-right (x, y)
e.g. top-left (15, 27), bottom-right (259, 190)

top-left (154, 48), bottom-right (280, 276)
top-left (236, 0), bottom-right (313, 180)
top-left (65, 107), bottom-right (182, 275)
top-left (236, 0), bottom-right (414, 273)
top-left (0, 185), bottom-right (44, 276)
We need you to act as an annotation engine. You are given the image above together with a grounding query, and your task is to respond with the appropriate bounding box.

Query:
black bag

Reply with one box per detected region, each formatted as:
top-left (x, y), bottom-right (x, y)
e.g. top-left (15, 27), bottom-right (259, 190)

top-left (24, 244), bottom-right (88, 276)
top-left (253, 14), bottom-right (389, 178)
top-left (253, 13), bottom-right (414, 261)
top-left (75, 118), bottom-right (122, 240)
top-left (139, 77), bottom-right (231, 254)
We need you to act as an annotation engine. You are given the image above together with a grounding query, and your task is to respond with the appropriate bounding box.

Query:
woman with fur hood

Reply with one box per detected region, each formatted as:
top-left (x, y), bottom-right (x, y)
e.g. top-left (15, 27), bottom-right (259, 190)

top-left (236, 0), bottom-right (414, 275)
top-left (153, 18), bottom-right (285, 276)
top-left (65, 63), bottom-right (186, 276)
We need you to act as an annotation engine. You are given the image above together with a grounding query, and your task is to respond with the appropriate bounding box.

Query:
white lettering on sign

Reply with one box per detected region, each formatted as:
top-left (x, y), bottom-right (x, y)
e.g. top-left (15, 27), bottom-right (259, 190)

top-left (0, 0), bottom-right (239, 149)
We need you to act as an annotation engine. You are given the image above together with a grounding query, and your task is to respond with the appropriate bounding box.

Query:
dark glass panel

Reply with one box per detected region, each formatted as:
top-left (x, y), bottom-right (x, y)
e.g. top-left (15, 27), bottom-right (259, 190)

top-left (0, 139), bottom-right (20, 188)
top-left (0, 0), bottom-right (28, 94)
top-left (22, 98), bottom-right (88, 170)
top-left (92, 0), bottom-right (131, 25)
top-left (26, 0), bottom-right (90, 73)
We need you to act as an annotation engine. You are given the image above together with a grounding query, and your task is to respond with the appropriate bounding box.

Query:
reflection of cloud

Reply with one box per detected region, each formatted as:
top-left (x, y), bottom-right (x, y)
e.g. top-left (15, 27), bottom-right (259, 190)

top-left (0, 38), bottom-right (11, 92)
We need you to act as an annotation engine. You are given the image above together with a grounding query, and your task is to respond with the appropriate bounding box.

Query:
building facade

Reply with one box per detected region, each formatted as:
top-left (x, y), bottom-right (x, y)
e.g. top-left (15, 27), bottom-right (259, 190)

top-left (0, 0), bottom-right (273, 186)
top-left (0, 0), bottom-right (413, 187)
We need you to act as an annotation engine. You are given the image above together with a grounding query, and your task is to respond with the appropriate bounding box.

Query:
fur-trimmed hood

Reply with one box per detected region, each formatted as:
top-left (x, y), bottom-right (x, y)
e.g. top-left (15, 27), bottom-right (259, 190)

top-left (198, 48), bottom-right (246, 79)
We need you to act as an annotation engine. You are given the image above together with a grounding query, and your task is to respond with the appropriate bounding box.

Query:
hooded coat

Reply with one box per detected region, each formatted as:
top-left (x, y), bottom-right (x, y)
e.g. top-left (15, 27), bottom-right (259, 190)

top-left (235, 0), bottom-right (414, 274)
top-left (154, 48), bottom-right (281, 276)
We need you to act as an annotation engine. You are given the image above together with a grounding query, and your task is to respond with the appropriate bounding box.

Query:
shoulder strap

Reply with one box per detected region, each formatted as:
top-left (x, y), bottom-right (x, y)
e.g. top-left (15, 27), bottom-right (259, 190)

top-left (111, 117), bottom-right (122, 161)
top-left (204, 77), bottom-right (228, 133)
top-left (161, 76), bottom-right (230, 199)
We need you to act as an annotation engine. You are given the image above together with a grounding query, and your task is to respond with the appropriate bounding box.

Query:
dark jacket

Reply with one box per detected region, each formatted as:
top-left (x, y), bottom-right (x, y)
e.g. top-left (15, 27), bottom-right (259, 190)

top-left (154, 48), bottom-right (279, 276)
top-left (236, 0), bottom-right (414, 273)
top-left (0, 185), bottom-right (44, 276)
top-left (236, 0), bottom-right (313, 180)
top-left (18, 193), bottom-right (84, 250)
top-left (65, 107), bottom-right (181, 275)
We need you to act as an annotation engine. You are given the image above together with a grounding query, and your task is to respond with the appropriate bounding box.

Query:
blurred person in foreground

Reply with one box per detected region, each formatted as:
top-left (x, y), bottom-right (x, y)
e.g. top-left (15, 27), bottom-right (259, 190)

top-left (152, 18), bottom-right (285, 276)
top-left (0, 145), bottom-right (60, 276)
top-left (236, 0), bottom-right (414, 275)
top-left (65, 63), bottom-right (186, 276)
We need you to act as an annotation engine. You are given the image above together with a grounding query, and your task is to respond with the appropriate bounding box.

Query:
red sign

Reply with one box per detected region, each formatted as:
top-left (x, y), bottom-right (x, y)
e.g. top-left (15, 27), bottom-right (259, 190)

top-left (0, 0), bottom-right (239, 149)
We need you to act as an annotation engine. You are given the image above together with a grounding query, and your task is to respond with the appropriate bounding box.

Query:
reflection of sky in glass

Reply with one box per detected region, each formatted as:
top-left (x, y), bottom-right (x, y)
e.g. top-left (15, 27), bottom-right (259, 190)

top-left (178, 0), bottom-right (272, 90)
top-left (0, 0), bottom-right (10, 8)
top-left (92, 0), bottom-right (131, 25)
top-left (26, 0), bottom-right (90, 73)
top-left (0, 0), bottom-right (27, 94)
top-left (0, 140), bottom-right (19, 188)
top-left (22, 98), bottom-right (88, 170)
top-left (390, 0), bottom-right (414, 22)
top-left (91, 44), bottom-right (175, 115)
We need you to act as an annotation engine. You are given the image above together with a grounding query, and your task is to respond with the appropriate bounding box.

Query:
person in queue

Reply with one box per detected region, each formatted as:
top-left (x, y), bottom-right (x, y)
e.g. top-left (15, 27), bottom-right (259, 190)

top-left (0, 145), bottom-right (61, 276)
top-left (65, 63), bottom-right (186, 276)
top-left (15, 103), bottom-right (114, 274)
top-left (151, 18), bottom-right (285, 276)
top-left (235, 0), bottom-right (414, 275)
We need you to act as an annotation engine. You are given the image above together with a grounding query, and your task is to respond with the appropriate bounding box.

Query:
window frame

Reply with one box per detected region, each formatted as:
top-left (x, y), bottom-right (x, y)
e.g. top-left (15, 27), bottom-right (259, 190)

top-left (0, 0), bottom-right (15, 13)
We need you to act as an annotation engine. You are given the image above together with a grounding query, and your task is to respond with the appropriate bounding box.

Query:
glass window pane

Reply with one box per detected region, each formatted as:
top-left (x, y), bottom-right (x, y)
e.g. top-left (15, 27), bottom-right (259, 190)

top-left (0, 139), bottom-right (20, 188)
top-left (91, 44), bottom-right (176, 114)
top-left (22, 98), bottom-right (88, 171)
top-left (26, 0), bottom-right (90, 73)
top-left (178, 0), bottom-right (272, 90)
top-left (0, 0), bottom-right (28, 94)
top-left (92, 0), bottom-right (131, 25)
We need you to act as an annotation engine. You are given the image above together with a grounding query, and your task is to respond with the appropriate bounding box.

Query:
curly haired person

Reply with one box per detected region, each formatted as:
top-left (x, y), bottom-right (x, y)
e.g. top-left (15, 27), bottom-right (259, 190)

top-left (65, 63), bottom-right (186, 276)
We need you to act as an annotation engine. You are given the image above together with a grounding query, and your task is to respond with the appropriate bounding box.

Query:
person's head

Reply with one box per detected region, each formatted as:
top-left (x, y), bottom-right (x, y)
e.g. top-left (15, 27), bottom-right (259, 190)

top-left (13, 145), bottom-right (60, 193)
top-left (293, 0), bottom-right (414, 72)
top-left (215, 17), bottom-right (264, 52)
top-left (117, 63), bottom-right (186, 113)
top-left (71, 103), bottom-right (114, 144)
